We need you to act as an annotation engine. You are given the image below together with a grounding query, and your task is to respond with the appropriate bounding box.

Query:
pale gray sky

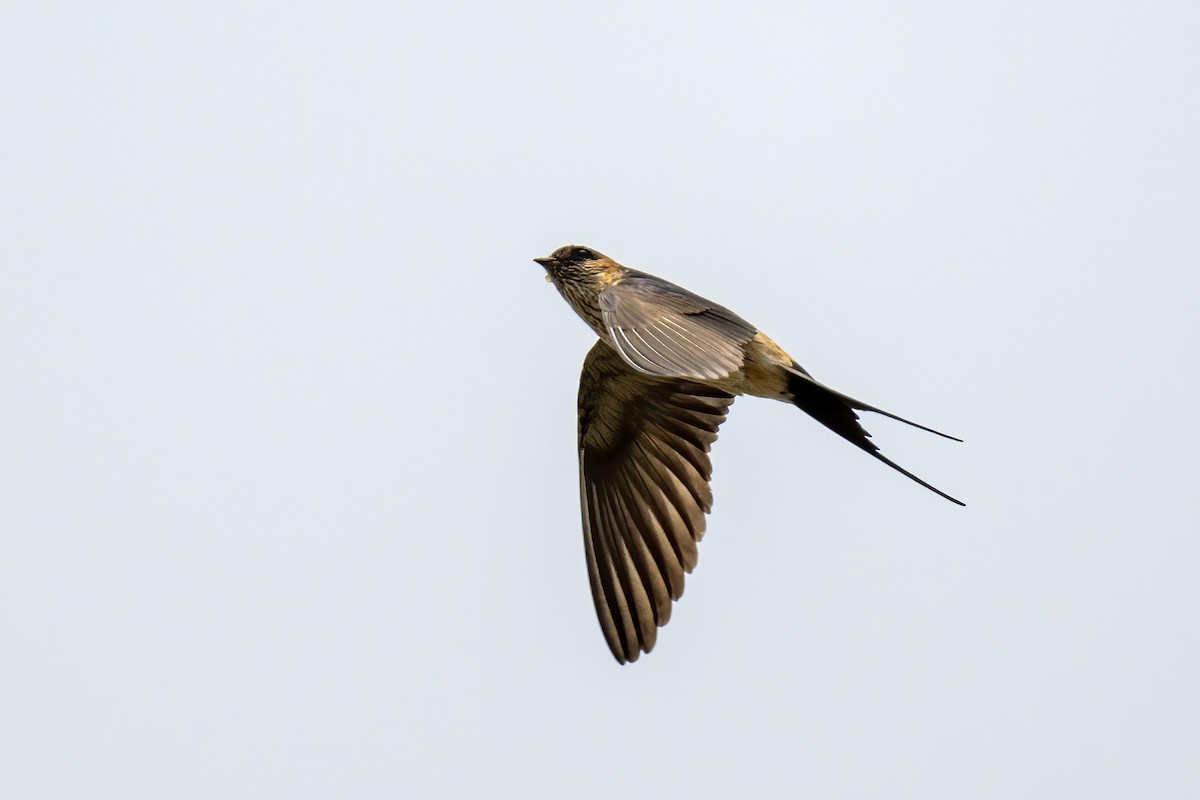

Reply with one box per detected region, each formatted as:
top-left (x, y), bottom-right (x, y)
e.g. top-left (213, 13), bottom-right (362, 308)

top-left (3, 2), bottom-right (1198, 797)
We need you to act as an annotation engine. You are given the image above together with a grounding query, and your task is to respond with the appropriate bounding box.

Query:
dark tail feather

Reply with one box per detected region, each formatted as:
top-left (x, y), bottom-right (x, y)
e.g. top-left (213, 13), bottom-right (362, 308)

top-left (785, 367), bottom-right (965, 506)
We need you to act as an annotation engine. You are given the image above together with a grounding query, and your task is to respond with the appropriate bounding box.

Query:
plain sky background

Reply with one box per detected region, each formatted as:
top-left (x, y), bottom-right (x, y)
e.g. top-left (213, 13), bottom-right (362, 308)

top-left (2, 1), bottom-right (1198, 797)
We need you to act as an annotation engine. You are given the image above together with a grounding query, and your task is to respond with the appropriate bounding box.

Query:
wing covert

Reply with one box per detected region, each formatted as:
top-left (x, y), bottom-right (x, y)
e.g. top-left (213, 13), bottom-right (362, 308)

top-left (599, 271), bottom-right (757, 381)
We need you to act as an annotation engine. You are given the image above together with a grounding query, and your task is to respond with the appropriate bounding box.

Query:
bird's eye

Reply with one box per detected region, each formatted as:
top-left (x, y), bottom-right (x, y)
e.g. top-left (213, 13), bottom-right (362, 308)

top-left (574, 248), bottom-right (594, 260)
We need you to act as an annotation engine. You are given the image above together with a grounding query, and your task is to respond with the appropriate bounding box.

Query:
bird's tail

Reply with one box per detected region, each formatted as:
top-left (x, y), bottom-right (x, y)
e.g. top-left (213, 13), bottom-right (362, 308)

top-left (784, 366), bottom-right (965, 506)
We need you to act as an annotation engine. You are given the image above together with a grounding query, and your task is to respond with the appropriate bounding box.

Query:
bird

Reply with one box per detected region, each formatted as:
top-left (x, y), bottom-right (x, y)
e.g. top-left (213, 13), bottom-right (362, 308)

top-left (534, 244), bottom-right (963, 663)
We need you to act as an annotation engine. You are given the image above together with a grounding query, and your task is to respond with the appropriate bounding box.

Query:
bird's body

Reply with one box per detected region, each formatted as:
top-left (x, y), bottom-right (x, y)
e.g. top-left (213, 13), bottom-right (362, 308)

top-left (535, 244), bottom-right (962, 663)
top-left (545, 257), bottom-right (797, 396)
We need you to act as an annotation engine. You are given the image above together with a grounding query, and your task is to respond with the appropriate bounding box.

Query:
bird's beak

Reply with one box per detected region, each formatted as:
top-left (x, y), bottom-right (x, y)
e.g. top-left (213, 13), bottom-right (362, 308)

top-left (534, 257), bottom-right (560, 282)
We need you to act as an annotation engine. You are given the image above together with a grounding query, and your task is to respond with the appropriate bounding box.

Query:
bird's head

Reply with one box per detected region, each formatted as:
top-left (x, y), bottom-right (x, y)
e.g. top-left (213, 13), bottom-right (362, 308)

top-left (534, 245), bottom-right (618, 286)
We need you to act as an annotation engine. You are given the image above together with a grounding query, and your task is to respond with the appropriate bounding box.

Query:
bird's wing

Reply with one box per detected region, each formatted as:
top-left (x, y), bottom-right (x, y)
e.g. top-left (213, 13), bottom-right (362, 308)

top-left (598, 272), bottom-right (757, 381)
top-left (577, 340), bottom-right (735, 663)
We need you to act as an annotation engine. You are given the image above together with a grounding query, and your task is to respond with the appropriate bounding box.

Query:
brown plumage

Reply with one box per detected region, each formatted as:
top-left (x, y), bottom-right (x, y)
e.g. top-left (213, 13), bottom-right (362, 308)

top-left (535, 244), bottom-right (963, 663)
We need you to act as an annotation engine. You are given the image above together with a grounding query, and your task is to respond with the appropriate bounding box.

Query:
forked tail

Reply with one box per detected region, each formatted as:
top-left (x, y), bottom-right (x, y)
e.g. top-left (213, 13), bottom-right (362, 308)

top-left (785, 366), bottom-right (965, 506)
